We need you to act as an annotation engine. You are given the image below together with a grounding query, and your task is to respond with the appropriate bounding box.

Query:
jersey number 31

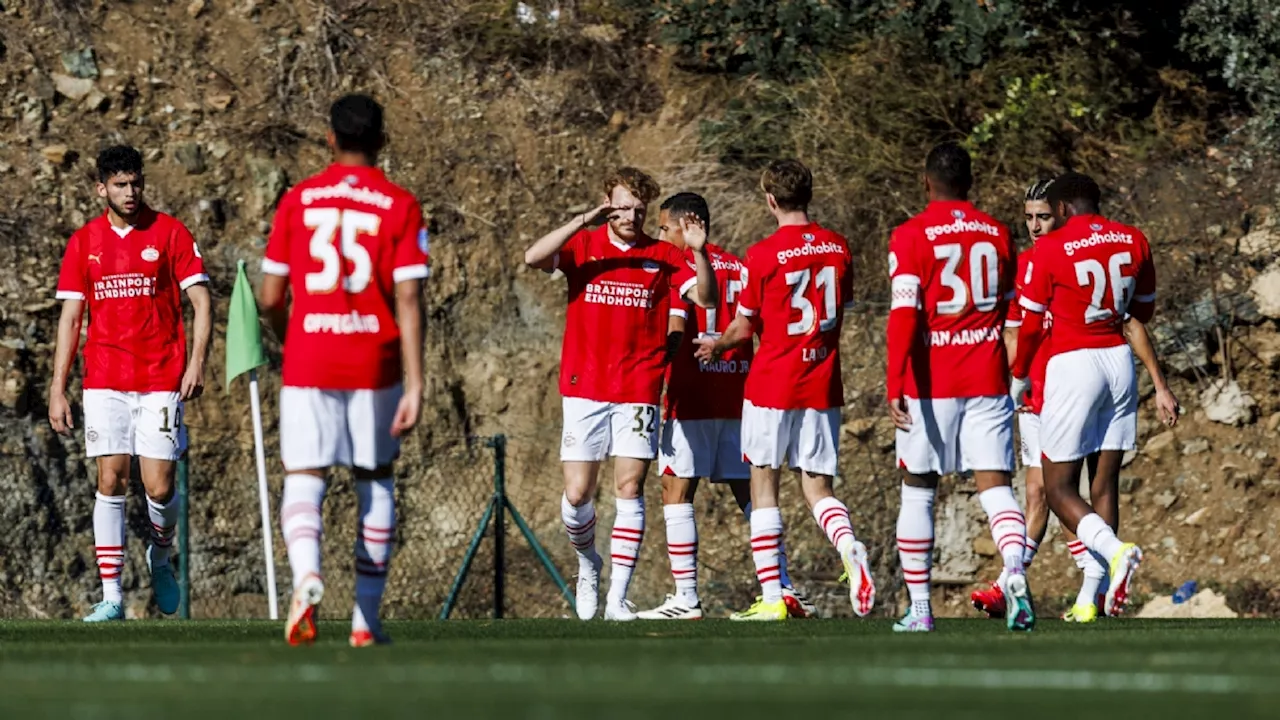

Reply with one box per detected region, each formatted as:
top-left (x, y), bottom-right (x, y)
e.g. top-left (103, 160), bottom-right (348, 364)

top-left (304, 208), bottom-right (380, 295)
top-left (786, 266), bottom-right (837, 336)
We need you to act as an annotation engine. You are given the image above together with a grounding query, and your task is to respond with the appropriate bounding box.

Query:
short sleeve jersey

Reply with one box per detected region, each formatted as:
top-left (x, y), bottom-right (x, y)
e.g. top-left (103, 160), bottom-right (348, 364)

top-left (737, 223), bottom-right (854, 411)
top-left (1019, 214), bottom-right (1155, 357)
top-left (263, 164), bottom-right (429, 390)
top-left (1005, 248), bottom-right (1051, 413)
top-left (55, 208), bottom-right (209, 393)
top-left (665, 244), bottom-right (751, 420)
top-left (887, 201), bottom-right (1016, 399)
top-left (555, 225), bottom-right (694, 405)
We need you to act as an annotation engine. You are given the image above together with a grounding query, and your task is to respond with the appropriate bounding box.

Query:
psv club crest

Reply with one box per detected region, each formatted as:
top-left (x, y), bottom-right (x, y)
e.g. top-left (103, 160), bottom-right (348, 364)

top-left (141, 246), bottom-right (160, 262)
top-left (952, 209), bottom-right (965, 220)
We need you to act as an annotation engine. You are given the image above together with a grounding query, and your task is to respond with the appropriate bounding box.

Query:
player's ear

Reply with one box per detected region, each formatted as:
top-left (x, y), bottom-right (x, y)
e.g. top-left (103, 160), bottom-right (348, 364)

top-left (95, 182), bottom-right (108, 199)
top-left (325, 129), bottom-right (337, 152)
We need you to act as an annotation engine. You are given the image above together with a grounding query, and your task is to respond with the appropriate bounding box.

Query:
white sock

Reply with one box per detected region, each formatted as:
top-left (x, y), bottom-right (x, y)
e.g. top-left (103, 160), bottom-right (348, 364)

top-left (663, 503), bottom-right (698, 604)
top-left (353, 478), bottom-right (394, 634)
top-left (744, 500), bottom-right (793, 587)
top-left (145, 492), bottom-right (179, 568)
top-left (607, 497), bottom-right (644, 604)
top-left (280, 474), bottom-right (326, 589)
top-left (1068, 539), bottom-right (1107, 608)
top-left (561, 494), bottom-right (600, 569)
top-left (897, 484), bottom-right (935, 616)
top-left (979, 486), bottom-right (1027, 572)
top-left (1075, 513), bottom-right (1125, 561)
top-left (94, 492), bottom-right (126, 604)
top-left (812, 496), bottom-right (856, 554)
top-left (1023, 537), bottom-right (1039, 568)
top-left (750, 506), bottom-right (784, 603)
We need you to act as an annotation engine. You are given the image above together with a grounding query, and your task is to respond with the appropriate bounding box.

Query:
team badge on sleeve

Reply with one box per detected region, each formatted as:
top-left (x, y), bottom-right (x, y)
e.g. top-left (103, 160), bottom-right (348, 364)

top-left (888, 251), bottom-right (898, 277)
top-left (418, 228), bottom-right (430, 254)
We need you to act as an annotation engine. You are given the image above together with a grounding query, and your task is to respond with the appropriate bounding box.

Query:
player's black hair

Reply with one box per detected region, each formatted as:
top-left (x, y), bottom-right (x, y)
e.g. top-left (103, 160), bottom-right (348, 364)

top-left (925, 142), bottom-right (973, 198)
top-left (660, 192), bottom-right (711, 235)
top-left (1024, 178), bottom-right (1053, 202)
top-left (1046, 172), bottom-right (1101, 214)
top-left (96, 145), bottom-right (143, 183)
top-left (329, 93), bottom-right (385, 156)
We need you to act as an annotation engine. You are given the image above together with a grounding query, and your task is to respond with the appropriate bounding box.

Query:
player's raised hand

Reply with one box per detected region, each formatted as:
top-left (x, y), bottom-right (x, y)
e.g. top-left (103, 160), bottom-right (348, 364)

top-left (582, 202), bottom-right (615, 227)
top-left (1155, 386), bottom-right (1180, 427)
top-left (48, 391), bottom-right (74, 435)
top-left (180, 361), bottom-right (205, 401)
top-left (680, 215), bottom-right (708, 251)
top-left (888, 397), bottom-right (912, 430)
top-left (391, 391), bottom-right (422, 438)
top-left (693, 334), bottom-right (720, 363)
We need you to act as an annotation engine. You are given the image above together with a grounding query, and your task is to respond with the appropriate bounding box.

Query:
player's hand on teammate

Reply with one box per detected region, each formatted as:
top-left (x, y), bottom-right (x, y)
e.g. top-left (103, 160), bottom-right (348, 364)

top-left (48, 391), bottom-right (74, 435)
top-left (693, 335), bottom-right (721, 363)
top-left (1009, 376), bottom-right (1031, 413)
top-left (1155, 386), bottom-right (1180, 427)
top-left (887, 397), bottom-right (912, 430)
top-left (391, 391), bottom-right (422, 438)
top-left (180, 361), bottom-right (205, 401)
top-left (680, 215), bottom-right (708, 251)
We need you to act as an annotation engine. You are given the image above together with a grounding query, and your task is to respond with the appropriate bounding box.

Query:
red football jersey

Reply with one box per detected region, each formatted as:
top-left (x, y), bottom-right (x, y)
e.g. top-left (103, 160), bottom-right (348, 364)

top-left (737, 223), bottom-right (853, 411)
top-left (56, 208), bottom-right (208, 393)
top-left (555, 225), bottom-right (694, 405)
top-left (1018, 214), bottom-right (1155, 361)
top-left (263, 164), bottom-right (429, 390)
top-left (665, 244), bottom-right (751, 420)
top-left (1005, 248), bottom-right (1051, 413)
top-left (886, 201), bottom-right (1015, 399)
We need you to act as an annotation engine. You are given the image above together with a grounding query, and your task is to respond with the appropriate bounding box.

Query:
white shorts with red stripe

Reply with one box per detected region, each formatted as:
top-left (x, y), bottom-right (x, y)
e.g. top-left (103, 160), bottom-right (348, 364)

top-left (740, 400), bottom-right (840, 476)
top-left (659, 418), bottom-right (749, 481)
top-left (83, 390), bottom-right (187, 461)
top-left (1040, 345), bottom-right (1137, 463)
top-left (280, 385), bottom-right (403, 472)
top-left (895, 396), bottom-right (1015, 476)
top-left (1018, 412), bottom-right (1041, 469)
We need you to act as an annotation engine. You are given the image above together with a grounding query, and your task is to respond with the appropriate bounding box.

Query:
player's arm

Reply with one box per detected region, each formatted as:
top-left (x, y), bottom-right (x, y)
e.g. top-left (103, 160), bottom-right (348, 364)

top-left (49, 298), bottom-right (84, 435)
top-left (666, 288), bottom-right (686, 363)
top-left (260, 199), bottom-right (293, 342)
top-left (678, 216), bottom-right (718, 309)
top-left (392, 278), bottom-right (425, 437)
top-left (524, 202), bottom-right (611, 270)
top-left (182, 284), bottom-right (213, 401)
top-left (695, 313), bottom-right (753, 362)
top-left (885, 231), bottom-right (923, 428)
top-left (1125, 316), bottom-right (1179, 426)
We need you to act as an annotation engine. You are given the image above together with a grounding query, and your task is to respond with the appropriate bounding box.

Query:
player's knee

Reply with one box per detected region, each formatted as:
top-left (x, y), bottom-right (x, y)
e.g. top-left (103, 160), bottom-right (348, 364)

top-left (563, 481), bottom-right (593, 507)
top-left (661, 475), bottom-right (696, 505)
top-left (97, 469), bottom-right (128, 496)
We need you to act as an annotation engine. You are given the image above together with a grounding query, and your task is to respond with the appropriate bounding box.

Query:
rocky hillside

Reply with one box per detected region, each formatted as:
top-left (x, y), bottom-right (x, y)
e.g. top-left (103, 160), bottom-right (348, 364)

top-left (1, 1), bottom-right (1279, 621)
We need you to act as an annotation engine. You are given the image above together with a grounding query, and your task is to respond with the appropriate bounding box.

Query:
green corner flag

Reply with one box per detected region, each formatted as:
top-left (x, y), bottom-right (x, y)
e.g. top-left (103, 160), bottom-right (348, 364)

top-left (225, 259), bottom-right (268, 393)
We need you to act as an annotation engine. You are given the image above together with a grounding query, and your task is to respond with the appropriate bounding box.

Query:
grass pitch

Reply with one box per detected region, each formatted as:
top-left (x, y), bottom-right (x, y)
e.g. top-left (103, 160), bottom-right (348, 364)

top-left (2, 619), bottom-right (1278, 718)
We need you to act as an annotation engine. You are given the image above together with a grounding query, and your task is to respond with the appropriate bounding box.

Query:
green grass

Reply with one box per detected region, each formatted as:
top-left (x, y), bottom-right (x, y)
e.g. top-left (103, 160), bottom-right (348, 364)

top-left (2, 619), bottom-right (1279, 718)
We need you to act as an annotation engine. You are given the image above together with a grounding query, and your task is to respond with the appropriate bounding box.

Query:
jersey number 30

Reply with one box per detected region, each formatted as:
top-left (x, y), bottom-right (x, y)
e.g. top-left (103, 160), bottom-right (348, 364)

top-left (934, 242), bottom-right (999, 315)
top-left (304, 208), bottom-right (380, 294)
top-left (786, 266), bottom-right (837, 335)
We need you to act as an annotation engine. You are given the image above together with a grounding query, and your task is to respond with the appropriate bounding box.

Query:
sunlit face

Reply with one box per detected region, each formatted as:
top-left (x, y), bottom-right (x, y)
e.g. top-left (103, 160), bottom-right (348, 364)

top-left (656, 209), bottom-right (686, 250)
top-left (97, 171), bottom-right (144, 221)
top-left (1024, 199), bottom-right (1055, 240)
top-left (605, 185), bottom-right (646, 242)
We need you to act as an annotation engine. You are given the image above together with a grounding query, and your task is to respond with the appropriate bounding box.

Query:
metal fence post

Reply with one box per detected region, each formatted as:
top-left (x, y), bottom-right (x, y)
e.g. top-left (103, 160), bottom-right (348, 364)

top-left (490, 434), bottom-right (506, 619)
top-left (177, 453), bottom-right (191, 619)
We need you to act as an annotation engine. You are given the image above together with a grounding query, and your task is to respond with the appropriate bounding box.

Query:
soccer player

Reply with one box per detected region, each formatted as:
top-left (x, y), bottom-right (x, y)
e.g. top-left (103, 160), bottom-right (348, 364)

top-left (49, 145), bottom-right (212, 622)
top-left (971, 181), bottom-right (1181, 623)
top-left (638, 192), bottom-right (816, 620)
top-left (524, 169), bottom-right (717, 621)
top-left (695, 159), bottom-right (874, 622)
top-left (1010, 172), bottom-right (1152, 618)
top-left (885, 142), bottom-right (1032, 633)
top-left (259, 94), bottom-right (428, 647)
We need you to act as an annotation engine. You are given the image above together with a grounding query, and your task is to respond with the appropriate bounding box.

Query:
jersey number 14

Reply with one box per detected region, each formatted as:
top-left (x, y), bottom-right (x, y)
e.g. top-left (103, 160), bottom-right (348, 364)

top-left (304, 208), bottom-right (381, 295)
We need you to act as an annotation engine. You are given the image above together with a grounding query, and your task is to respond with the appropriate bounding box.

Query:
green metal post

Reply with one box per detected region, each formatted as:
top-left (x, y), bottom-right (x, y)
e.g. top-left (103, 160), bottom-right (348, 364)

top-left (439, 498), bottom-right (496, 620)
top-left (177, 454), bottom-right (191, 619)
top-left (505, 498), bottom-right (575, 610)
top-left (489, 435), bottom-right (506, 619)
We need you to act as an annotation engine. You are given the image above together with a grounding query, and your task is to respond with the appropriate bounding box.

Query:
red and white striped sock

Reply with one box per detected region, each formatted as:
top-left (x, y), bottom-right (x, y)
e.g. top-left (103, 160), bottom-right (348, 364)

top-left (280, 474), bottom-right (326, 590)
top-left (663, 503), bottom-right (698, 604)
top-left (745, 501), bottom-right (792, 587)
top-left (607, 497), bottom-right (645, 604)
top-left (145, 492), bottom-right (178, 569)
top-left (94, 492), bottom-right (126, 604)
top-left (1068, 538), bottom-right (1106, 608)
top-left (353, 478), bottom-right (394, 634)
top-left (897, 484), bottom-right (935, 616)
top-left (560, 494), bottom-right (600, 569)
top-left (812, 496), bottom-right (856, 554)
top-left (980, 486), bottom-right (1027, 572)
top-left (750, 506), bottom-right (784, 603)
top-left (1023, 537), bottom-right (1040, 568)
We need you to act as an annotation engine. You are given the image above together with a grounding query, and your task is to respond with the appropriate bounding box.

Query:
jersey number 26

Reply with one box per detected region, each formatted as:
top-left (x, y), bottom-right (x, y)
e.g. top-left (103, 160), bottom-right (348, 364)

top-left (304, 208), bottom-right (380, 295)
top-left (1075, 252), bottom-right (1134, 323)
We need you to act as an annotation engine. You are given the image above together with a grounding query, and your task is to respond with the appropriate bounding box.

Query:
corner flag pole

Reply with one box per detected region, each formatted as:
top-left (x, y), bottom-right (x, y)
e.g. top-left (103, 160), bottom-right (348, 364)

top-left (226, 259), bottom-right (279, 620)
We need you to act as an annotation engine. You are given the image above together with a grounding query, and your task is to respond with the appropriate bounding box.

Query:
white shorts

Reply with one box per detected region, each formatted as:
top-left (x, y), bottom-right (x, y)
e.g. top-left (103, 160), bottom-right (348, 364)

top-left (895, 396), bottom-right (1015, 476)
top-left (1041, 345), bottom-right (1137, 463)
top-left (1018, 412), bottom-right (1042, 469)
top-left (659, 418), bottom-right (749, 482)
top-left (740, 400), bottom-right (840, 476)
top-left (280, 385), bottom-right (402, 472)
top-left (560, 397), bottom-right (659, 463)
top-left (83, 390), bottom-right (187, 461)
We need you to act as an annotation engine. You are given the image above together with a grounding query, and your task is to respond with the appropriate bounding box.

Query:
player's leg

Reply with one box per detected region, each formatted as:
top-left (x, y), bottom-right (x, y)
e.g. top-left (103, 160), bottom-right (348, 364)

top-left (136, 391), bottom-right (187, 616)
top-left (602, 402), bottom-right (659, 621)
top-left (278, 386), bottom-right (344, 645)
top-left (82, 389), bottom-right (132, 622)
top-left (346, 385), bottom-right (403, 647)
top-left (560, 397), bottom-right (609, 620)
top-left (794, 407), bottom-right (874, 617)
top-left (1061, 458), bottom-right (1107, 622)
top-left (1089, 347), bottom-right (1142, 616)
top-left (638, 417), bottom-right (703, 619)
top-left (1020, 413), bottom-right (1048, 567)
top-left (731, 401), bottom-right (788, 621)
top-left (894, 397), bottom-right (952, 631)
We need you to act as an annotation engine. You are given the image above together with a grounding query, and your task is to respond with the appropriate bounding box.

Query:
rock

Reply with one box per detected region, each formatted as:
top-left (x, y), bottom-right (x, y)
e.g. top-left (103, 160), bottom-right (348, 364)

top-left (1119, 475), bottom-right (1142, 494)
top-left (174, 143), bottom-right (206, 175)
top-left (188, 0), bottom-right (207, 18)
top-left (1199, 379), bottom-right (1257, 426)
top-left (50, 73), bottom-right (94, 101)
top-left (81, 89), bottom-right (108, 113)
top-left (1238, 228), bottom-right (1277, 256)
top-left (1268, 412), bottom-right (1280, 433)
top-left (972, 537), bottom-right (997, 558)
top-left (1184, 507), bottom-right (1209, 526)
top-left (246, 156), bottom-right (287, 216)
top-left (205, 94), bottom-right (234, 111)
top-left (1250, 263), bottom-right (1280, 319)
top-left (1144, 431), bottom-right (1176, 454)
top-left (842, 417), bottom-right (877, 441)
top-left (20, 96), bottom-right (47, 136)
top-left (1121, 449), bottom-right (1138, 467)
top-left (1135, 589), bottom-right (1238, 619)
top-left (60, 47), bottom-right (99, 79)
top-left (0, 369), bottom-right (27, 411)
top-left (39, 145), bottom-right (69, 165)
top-left (1181, 437), bottom-right (1210, 455)
top-left (1154, 491), bottom-right (1178, 510)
